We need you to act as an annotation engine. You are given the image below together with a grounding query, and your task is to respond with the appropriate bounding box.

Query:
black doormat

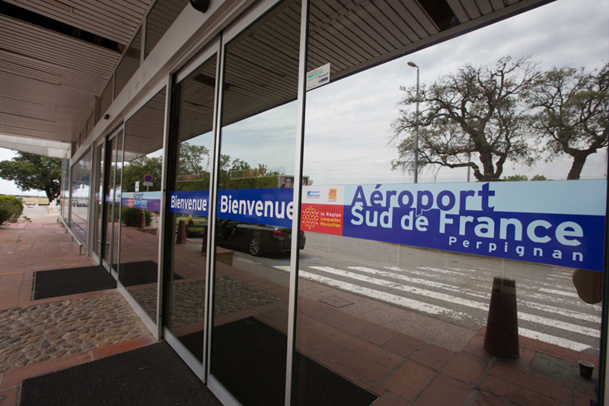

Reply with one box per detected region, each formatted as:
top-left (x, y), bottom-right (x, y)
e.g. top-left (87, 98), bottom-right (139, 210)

top-left (116, 261), bottom-right (184, 287)
top-left (19, 342), bottom-right (222, 406)
top-left (117, 261), bottom-right (158, 286)
top-left (32, 266), bottom-right (116, 300)
top-left (211, 317), bottom-right (378, 406)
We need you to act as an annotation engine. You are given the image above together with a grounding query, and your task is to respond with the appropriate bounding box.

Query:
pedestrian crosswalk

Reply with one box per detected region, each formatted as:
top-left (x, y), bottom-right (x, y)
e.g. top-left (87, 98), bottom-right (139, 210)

top-left (274, 262), bottom-right (602, 353)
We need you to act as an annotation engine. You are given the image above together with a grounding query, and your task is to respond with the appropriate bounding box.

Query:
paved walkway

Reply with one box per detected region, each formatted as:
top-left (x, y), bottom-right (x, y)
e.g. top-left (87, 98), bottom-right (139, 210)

top-left (0, 205), bottom-right (602, 405)
top-left (0, 207), bottom-right (154, 406)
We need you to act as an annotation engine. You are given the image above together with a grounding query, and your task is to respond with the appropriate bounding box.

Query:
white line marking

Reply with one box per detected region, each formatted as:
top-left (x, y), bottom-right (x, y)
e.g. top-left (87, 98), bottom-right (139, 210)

top-left (519, 328), bottom-right (590, 352)
top-left (309, 266), bottom-right (601, 338)
top-left (299, 270), bottom-right (470, 321)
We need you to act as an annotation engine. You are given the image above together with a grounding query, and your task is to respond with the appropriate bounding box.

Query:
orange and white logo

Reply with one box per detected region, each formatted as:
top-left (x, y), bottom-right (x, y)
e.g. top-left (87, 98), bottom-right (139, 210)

top-left (301, 206), bottom-right (319, 230)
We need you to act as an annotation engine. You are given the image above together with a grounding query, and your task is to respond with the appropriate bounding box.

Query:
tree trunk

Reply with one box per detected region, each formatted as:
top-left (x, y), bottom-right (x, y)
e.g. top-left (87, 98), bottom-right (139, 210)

top-left (567, 155), bottom-right (587, 180)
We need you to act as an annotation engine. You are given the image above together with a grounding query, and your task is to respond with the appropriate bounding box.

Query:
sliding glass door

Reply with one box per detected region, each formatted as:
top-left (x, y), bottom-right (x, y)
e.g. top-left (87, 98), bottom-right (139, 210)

top-left (208, 0), bottom-right (301, 403)
top-left (164, 50), bottom-right (218, 371)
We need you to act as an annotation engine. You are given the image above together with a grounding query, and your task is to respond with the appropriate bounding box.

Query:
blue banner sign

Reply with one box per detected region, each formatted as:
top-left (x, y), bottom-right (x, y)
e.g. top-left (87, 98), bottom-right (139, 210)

top-left (302, 181), bottom-right (606, 272)
top-left (169, 181), bottom-right (606, 271)
top-left (170, 190), bottom-right (209, 215)
top-left (121, 191), bottom-right (161, 212)
top-left (169, 188), bottom-right (295, 228)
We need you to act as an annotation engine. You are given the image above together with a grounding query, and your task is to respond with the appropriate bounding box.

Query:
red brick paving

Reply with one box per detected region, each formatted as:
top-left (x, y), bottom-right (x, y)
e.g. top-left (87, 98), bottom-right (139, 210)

top-left (0, 209), bottom-right (601, 405)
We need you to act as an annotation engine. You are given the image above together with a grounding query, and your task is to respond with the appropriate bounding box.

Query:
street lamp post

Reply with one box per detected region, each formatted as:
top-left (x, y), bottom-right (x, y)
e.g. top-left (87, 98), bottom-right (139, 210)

top-left (407, 61), bottom-right (419, 183)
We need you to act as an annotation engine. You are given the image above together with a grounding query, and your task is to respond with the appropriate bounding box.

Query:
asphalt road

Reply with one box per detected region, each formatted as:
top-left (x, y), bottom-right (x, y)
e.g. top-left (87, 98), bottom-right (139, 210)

top-left (232, 231), bottom-right (603, 355)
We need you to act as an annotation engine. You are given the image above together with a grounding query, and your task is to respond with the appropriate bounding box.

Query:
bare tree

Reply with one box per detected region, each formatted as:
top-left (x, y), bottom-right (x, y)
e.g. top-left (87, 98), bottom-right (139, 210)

top-left (525, 63), bottom-right (608, 180)
top-left (391, 56), bottom-right (540, 181)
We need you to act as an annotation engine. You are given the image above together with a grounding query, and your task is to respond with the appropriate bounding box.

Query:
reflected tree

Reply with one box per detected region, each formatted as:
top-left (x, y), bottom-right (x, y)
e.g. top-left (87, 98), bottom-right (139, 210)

top-left (391, 56), bottom-right (540, 181)
top-left (503, 174), bottom-right (548, 181)
top-left (179, 143), bottom-right (210, 176)
top-left (121, 156), bottom-right (163, 192)
top-left (525, 63), bottom-right (608, 180)
top-left (221, 157), bottom-right (282, 189)
top-left (177, 142), bottom-right (211, 191)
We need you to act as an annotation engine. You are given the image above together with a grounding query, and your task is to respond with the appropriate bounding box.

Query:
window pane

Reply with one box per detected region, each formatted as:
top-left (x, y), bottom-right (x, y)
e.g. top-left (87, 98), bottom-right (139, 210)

top-left (145, 0), bottom-right (189, 58)
top-left (165, 54), bottom-right (217, 363)
top-left (119, 87), bottom-right (167, 324)
top-left (70, 149), bottom-right (91, 246)
top-left (296, 0), bottom-right (606, 405)
top-left (116, 29), bottom-right (142, 97)
top-left (209, 0), bottom-right (301, 403)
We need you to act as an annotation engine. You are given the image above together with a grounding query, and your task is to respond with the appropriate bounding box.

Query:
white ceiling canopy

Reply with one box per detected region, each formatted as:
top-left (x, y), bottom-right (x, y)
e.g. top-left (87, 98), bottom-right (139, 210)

top-left (0, 133), bottom-right (70, 158)
top-left (0, 0), bottom-right (554, 158)
top-left (0, 0), bottom-right (155, 148)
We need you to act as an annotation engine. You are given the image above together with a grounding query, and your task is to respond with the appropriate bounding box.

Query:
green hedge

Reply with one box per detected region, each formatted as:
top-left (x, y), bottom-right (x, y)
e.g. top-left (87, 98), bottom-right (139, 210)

top-left (122, 207), bottom-right (151, 227)
top-left (0, 195), bottom-right (24, 227)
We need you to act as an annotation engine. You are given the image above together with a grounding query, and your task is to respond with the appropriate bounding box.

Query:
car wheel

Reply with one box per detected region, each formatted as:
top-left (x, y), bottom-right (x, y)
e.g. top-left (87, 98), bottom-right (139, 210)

top-left (248, 236), bottom-right (262, 256)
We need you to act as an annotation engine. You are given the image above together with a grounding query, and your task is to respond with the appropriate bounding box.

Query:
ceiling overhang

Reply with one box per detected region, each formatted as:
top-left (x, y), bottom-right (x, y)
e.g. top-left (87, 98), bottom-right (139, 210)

top-left (0, 0), bottom-right (555, 159)
top-left (0, 133), bottom-right (70, 158)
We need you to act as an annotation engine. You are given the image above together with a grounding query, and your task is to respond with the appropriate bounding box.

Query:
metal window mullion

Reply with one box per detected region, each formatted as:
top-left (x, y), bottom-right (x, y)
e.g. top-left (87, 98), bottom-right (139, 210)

top-left (84, 146), bottom-right (96, 257)
top-left (284, 0), bottom-right (310, 404)
top-left (115, 128), bottom-right (125, 283)
top-left (205, 32), bottom-right (225, 382)
top-left (141, 8), bottom-right (147, 65)
top-left (108, 133), bottom-right (117, 268)
top-left (156, 76), bottom-right (173, 341)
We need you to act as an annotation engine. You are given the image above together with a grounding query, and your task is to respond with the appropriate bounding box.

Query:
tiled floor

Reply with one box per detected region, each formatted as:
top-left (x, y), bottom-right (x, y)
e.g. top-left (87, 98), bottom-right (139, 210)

top-left (0, 207), bottom-right (601, 405)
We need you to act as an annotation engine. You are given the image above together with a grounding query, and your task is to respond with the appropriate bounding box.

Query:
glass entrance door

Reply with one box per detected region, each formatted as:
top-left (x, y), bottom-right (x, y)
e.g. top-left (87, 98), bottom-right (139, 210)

top-left (101, 131), bottom-right (123, 273)
top-left (208, 0), bottom-right (301, 403)
top-left (164, 51), bottom-right (218, 369)
top-left (93, 142), bottom-right (105, 261)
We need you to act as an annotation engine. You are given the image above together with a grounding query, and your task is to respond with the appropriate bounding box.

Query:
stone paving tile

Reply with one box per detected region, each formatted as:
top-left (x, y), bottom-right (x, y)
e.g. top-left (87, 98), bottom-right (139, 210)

top-left (125, 276), bottom-right (281, 327)
top-left (381, 360), bottom-right (437, 402)
top-left (414, 374), bottom-right (474, 406)
top-left (442, 351), bottom-right (489, 386)
top-left (0, 208), bottom-right (603, 406)
top-left (0, 292), bottom-right (149, 373)
top-left (411, 343), bottom-right (455, 371)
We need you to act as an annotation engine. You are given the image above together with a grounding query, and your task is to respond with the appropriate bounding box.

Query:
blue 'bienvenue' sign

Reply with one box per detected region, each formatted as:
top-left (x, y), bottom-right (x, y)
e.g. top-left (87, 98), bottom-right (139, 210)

top-left (169, 190), bottom-right (209, 216)
top-left (169, 181), bottom-right (606, 271)
top-left (169, 188), bottom-right (294, 228)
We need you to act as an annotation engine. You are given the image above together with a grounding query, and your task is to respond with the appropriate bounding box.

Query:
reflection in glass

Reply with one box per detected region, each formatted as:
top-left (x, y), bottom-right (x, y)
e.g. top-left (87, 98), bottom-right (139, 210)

top-left (99, 78), bottom-right (113, 122)
top-left (165, 54), bottom-right (217, 363)
top-left (110, 133), bottom-right (124, 271)
top-left (116, 29), bottom-right (142, 97)
top-left (118, 88), bottom-right (167, 324)
top-left (103, 138), bottom-right (115, 266)
top-left (70, 149), bottom-right (91, 246)
top-left (297, 0), bottom-right (604, 405)
top-left (60, 156), bottom-right (70, 222)
top-left (103, 136), bottom-right (119, 270)
top-left (145, 0), bottom-right (189, 58)
top-left (209, 0), bottom-right (300, 403)
top-left (93, 144), bottom-right (104, 259)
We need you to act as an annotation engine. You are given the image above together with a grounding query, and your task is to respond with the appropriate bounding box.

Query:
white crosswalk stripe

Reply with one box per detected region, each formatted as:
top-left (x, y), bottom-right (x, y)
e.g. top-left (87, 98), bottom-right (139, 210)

top-left (275, 262), bottom-right (602, 353)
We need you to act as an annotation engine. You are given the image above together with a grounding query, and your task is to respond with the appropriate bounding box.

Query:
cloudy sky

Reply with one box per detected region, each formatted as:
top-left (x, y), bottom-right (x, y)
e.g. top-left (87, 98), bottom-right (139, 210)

top-left (1, 0), bottom-right (608, 194)
top-left (217, 0), bottom-right (609, 186)
top-left (301, 0), bottom-right (609, 185)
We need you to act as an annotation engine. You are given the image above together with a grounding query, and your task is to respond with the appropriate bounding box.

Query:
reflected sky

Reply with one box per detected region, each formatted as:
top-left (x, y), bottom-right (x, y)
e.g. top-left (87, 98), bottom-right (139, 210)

top-left (303, 0), bottom-right (608, 185)
top-left (1, 0), bottom-right (606, 195)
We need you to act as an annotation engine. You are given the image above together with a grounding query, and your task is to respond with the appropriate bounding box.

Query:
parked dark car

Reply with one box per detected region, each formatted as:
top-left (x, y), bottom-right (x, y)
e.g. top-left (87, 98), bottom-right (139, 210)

top-left (216, 219), bottom-right (305, 256)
